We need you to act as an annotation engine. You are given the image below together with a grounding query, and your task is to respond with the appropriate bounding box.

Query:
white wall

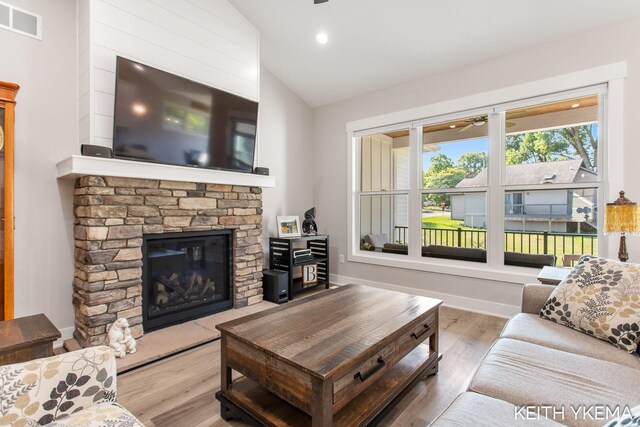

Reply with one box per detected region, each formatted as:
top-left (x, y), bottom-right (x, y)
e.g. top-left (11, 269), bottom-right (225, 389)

top-left (0, 0), bottom-right (78, 332)
top-left (313, 16), bottom-right (640, 315)
top-left (524, 189), bottom-right (567, 206)
top-left (81, 0), bottom-right (260, 147)
top-left (258, 67), bottom-right (314, 240)
top-left (450, 195), bottom-right (464, 221)
top-left (462, 193), bottom-right (486, 229)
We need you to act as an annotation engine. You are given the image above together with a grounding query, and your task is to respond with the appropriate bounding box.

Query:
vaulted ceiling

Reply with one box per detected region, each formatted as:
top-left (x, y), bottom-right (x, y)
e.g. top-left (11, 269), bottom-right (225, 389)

top-left (228, 0), bottom-right (640, 108)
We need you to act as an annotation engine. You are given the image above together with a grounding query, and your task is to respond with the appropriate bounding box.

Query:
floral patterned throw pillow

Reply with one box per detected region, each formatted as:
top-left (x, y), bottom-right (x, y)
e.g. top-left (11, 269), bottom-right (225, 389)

top-left (540, 255), bottom-right (640, 353)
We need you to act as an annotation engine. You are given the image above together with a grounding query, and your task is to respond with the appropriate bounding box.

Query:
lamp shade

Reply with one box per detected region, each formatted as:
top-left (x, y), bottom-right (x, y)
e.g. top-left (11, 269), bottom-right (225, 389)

top-left (604, 191), bottom-right (640, 235)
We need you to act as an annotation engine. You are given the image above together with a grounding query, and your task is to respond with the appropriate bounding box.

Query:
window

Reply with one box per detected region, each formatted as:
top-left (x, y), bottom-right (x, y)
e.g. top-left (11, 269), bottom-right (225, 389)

top-left (502, 94), bottom-right (601, 265)
top-left (421, 116), bottom-right (488, 262)
top-left (351, 84), bottom-right (608, 273)
top-left (357, 129), bottom-right (410, 255)
top-left (505, 192), bottom-right (523, 215)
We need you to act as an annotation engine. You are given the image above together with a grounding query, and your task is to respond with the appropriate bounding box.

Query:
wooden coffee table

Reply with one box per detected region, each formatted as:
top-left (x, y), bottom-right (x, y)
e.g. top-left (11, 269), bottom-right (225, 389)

top-left (215, 284), bottom-right (442, 426)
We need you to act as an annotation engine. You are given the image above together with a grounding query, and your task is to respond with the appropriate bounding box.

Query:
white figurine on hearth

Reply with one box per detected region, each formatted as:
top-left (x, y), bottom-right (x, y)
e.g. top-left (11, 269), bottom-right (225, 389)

top-left (123, 323), bottom-right (137, 354)
top-left (108, 318), bottom-right (137, 358)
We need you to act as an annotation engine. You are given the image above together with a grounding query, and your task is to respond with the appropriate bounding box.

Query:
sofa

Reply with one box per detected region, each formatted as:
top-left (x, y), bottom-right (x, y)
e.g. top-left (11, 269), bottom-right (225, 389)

top-left (0, 346), bottom-right (142, 426)
top-left (429, 283), bottom-right (640, 426)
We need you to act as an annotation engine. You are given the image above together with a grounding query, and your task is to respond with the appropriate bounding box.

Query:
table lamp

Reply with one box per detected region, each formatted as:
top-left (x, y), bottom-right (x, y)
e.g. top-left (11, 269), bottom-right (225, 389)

top-left (604, 190), bottom-right (640, 262)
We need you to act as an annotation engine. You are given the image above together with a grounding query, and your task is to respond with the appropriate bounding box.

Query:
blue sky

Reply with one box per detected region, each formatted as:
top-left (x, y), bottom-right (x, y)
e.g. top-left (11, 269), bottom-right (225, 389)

top-left (423, 137), bottom-right (488, 171)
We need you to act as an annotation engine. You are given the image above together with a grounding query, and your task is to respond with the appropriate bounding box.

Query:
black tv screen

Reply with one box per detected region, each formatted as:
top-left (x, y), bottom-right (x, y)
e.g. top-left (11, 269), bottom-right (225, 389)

top-left (113, 57), bottom-right (258, 173)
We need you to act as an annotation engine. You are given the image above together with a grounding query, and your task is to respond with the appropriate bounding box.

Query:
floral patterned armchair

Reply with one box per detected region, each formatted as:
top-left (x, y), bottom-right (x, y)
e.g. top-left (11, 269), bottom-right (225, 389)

top-left (0, 346), bottom-right (142, 426)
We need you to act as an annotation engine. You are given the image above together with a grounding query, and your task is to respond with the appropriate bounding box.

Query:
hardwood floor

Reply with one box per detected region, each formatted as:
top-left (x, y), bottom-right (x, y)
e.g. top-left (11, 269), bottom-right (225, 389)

top-left (117, 306), bottom-right (507, 427)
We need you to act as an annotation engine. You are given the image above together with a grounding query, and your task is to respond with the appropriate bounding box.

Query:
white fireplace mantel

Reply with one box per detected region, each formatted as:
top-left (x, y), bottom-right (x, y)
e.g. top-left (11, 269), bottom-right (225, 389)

top-left (56, 155), bottom-right (276, 187)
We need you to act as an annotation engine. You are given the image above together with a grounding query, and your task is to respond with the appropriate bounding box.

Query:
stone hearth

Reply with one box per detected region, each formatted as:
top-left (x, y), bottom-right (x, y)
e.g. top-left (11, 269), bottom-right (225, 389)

top-left (72, 176), bottom-right (264, 347)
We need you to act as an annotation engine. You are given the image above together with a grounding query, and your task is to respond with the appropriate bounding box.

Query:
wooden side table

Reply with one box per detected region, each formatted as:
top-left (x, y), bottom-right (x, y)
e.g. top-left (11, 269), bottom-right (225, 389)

top-left (537, 266), bottom-right (571, 285)
top-left (0, 314), bottom-right (61, 365)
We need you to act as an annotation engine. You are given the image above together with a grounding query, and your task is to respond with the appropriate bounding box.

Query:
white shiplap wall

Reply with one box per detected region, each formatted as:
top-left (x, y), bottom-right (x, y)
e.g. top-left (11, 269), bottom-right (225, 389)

top-left (78, 0), bottom-right (260, 148)
top-left (360, 135), bottom-right (393, 240)
top-left (77, 0), bottom-right (91, 147)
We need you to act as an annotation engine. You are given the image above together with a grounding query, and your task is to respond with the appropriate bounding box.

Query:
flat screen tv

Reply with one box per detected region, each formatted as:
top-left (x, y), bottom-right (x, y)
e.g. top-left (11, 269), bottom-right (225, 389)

top-left (113, 56), bottom-right (258, 173)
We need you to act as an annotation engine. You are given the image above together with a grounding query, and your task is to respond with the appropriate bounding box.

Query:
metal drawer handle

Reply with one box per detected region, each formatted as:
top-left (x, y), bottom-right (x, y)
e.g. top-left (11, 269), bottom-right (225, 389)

top-left (411, 324), bottom-right (431, 340)
top-left (354, 357), bottom-right (385, 382)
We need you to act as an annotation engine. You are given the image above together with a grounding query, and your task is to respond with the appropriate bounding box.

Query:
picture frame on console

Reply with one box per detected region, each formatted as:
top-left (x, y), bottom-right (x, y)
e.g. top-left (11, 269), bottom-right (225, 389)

top-left (277, 216), bottom-right (301, 238)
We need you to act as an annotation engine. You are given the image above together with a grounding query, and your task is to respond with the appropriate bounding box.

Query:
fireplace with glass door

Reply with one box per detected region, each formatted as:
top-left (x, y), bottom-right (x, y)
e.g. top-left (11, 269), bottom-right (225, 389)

top-left (142, 230), bottom-right (233, 332)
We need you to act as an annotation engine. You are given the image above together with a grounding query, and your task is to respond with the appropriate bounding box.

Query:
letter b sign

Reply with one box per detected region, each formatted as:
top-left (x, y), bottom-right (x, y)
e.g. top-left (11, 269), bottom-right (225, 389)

top-left (302, 264), bottom-right (318, 286)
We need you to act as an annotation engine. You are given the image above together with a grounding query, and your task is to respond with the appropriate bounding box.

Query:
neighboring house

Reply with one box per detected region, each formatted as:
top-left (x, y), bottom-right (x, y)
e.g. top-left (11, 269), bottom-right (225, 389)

top-left (451, 159), bottom-right (597, 233)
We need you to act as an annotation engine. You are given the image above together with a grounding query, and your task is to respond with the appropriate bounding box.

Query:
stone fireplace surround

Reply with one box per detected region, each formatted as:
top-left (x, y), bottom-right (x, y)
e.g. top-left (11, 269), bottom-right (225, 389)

top-left (72, 176), bottom-right (264, 347)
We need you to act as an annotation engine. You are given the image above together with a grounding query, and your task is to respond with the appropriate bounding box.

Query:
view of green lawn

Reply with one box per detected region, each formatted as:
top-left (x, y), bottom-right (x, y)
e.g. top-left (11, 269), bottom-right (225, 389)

top-left (421, 215), bottom-right (474, 230)
top-left (505, 234), bottom-right (598, 264)
top-left (416, 213), bottom-right (597, 265)
top-left (420, 214), bottom-right (486, 249)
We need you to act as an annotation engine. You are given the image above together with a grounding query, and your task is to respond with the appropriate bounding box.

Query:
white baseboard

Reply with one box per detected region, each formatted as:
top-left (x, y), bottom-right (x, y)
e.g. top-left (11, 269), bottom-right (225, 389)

top-left (330, 274), bottom-right (519, 319)
top-left (54, 326), bottom-right (75, 349)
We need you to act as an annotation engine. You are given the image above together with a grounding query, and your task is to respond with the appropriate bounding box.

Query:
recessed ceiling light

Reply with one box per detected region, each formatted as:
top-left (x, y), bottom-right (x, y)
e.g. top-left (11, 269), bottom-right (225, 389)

top-left (449, 125), bottom-right (456, 129)
top-left (316, 32), bottom-right (328, 45)
top-left (571, 103), bottom-right (580, 108)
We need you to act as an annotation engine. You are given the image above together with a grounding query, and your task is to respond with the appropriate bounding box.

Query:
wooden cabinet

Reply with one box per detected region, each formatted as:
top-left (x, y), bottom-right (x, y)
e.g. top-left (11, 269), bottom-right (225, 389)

top-left (269, 235), bottom-right (330, 300)
top-left (0, 81), bottom-right (18, 321)
top-left (0, 314), bottom-right (61, 365)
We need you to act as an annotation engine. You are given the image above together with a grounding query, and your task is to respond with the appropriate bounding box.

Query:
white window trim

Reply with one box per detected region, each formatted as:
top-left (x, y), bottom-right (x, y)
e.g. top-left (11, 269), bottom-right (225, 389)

top-left (347, 62), bottom-right (626, 284)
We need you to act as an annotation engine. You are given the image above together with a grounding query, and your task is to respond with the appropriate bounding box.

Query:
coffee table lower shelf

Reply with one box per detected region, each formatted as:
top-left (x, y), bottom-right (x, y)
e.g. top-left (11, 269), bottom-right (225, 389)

top-left (216, 343), bottom-right (440, 427)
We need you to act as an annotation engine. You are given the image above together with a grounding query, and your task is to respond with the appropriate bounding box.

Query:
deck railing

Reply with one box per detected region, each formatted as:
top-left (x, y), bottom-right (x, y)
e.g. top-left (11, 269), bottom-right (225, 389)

top-left (504, 230), bottom-right (597, 256)
top-left (505, 203), bottom-right (570, 217)
top-left (394, 226), bottom-right (486, 249)
top-left (393, 226), bottom-right (597, 258)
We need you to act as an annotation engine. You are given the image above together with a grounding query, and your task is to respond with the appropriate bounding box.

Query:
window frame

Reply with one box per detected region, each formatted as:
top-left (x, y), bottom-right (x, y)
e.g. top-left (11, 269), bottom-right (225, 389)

top-left (355, 129), bottom-right (412, 254)
top-left (495, 87), bottom-right (606, 265)
top-left (346, 62), bottom-right (625, 284)
top-left (417, 110), bottom-right (491, 260)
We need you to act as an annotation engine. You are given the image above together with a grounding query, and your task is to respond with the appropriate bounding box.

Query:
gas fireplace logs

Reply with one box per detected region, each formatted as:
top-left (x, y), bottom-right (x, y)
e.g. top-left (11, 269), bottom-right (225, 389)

top-left (153, 273), bottom-right (216, 307)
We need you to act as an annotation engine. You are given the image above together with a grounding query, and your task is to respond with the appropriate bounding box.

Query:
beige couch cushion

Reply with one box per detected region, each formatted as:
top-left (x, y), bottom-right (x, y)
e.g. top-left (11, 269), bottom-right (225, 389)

top-left (429, 392), bottom-right (563, 427)
top-left (501, 313), bottom-right (640, 370)
top-left (469, 338), bottom-right (640, 427)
